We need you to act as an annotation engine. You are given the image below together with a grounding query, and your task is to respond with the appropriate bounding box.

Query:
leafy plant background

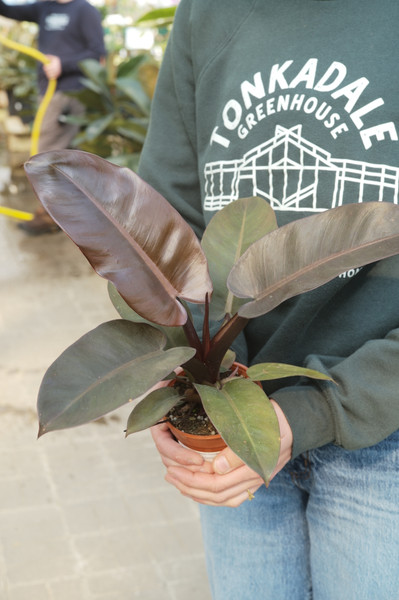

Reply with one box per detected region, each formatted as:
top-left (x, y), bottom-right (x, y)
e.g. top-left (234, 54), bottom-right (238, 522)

top-left (0, 3), bottom-right (177, 168)
top-left (64, 55), bottom-right (157, 171)
top-left (0, 21), bottom-right (38, 122)
top-left (63, 5), bottom-right (177, 169)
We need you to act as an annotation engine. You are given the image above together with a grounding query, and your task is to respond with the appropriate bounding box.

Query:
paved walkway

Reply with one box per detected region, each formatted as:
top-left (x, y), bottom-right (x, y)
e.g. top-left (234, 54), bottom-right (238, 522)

top-left (0, 160), bottom-right (211, 599)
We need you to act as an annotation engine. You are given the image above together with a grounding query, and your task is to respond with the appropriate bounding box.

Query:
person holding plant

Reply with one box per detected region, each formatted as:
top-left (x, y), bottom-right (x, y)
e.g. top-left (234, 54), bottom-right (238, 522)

top-left (138, 1), bottom-right (399, 598)
top-left (0, 0), bottom-right (105, 234)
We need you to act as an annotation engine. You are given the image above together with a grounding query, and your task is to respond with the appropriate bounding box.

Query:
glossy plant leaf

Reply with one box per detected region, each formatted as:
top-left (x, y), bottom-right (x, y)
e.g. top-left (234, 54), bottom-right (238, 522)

top-left (116, 78), bottom-right (151, 115)
top-left (77, 76), bottom-right (105, 97)
top-left (116, 122), bottom-right (148, 144)
top-left (220, 349), bottom-right (236, 371)
top-left (135, 7), bottom-right (177, 26)
top-left (37, 320), bottom-right (196, 436)
top-left (107, 281), bottom-right (188, 349)
top-left (228, 202), bottom-right (399, 319)
top-left (78, 58), bottom-right (109, 90)
top-left (84, 113), bottom-right (115, 141)
top-left (201, 197), bottom-right (278, 320)
top-left (247, 362), bottom-right (333, 382)
top-left (24, 150), bottom-right (212, 327)
top-left (117, 55), bottom-right (146, 78)
top-left (126, 386), bottom-right (183, 435)
top-left (195, 379), bottom-right (280, 483)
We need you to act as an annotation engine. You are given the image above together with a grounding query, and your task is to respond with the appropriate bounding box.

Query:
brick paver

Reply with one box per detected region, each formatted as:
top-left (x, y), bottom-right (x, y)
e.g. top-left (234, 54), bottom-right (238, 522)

top-left (0, 170), bottom-right (212, 600)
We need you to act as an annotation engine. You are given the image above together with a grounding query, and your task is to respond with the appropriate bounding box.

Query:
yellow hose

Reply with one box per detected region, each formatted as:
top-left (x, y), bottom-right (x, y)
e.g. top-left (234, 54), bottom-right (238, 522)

top-left (30, 77), bottom-right (57, 155)
top-left (0, 206), bottom-right (35, 220)
top-left (0, 32), bottom-right (57, 154)
top-left (0, 33), bottom-right (51, 64)
top-left (0, 32), bottom-right (57, 219)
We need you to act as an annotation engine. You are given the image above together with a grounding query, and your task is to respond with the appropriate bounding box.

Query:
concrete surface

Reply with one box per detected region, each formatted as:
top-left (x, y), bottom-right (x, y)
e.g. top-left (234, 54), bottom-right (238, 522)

top-left (0, 151), bottom-right (212, 600)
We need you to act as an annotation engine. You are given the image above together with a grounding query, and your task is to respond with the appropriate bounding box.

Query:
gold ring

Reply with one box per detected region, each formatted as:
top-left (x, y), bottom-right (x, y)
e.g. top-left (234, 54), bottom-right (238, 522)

top-left (247, 489), bottom-right (255, 501)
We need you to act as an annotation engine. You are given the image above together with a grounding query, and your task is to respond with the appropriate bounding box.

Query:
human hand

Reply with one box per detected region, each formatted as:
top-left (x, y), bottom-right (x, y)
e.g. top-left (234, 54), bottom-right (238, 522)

top-left (151, 420), bottom-right (261, 506)
top-left (43, 55), bottom-right (62, 80)
top-left (166, 447), bottom-right (264, 507)
top-left (151, 421), bottom-right (212, 472)
top-left (152, 399), bottom-right (293, 507)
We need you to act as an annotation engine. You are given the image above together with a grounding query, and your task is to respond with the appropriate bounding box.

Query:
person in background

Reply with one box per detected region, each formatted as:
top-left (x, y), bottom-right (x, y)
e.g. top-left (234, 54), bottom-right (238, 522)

top-left (138, 1), bottom-right (399, 599)
top-left (0, 0), bottom-right (106, 234)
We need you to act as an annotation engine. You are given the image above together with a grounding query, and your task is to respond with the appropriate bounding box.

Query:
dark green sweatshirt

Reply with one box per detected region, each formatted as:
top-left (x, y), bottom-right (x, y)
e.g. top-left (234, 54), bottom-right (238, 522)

top-left (139, 0), bottom-right (399, 458)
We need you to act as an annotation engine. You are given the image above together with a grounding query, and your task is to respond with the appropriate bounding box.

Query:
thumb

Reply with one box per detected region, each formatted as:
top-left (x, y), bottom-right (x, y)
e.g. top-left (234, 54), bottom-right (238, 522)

top-left (213, 447), bottom-right (245, 474)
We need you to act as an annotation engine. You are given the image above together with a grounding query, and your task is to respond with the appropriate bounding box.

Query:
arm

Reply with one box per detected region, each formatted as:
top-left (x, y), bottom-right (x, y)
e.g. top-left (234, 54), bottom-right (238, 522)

top-left (0, 0), bottom-right (40, 22)
top-left (274, 323), bottom-right (399, 458)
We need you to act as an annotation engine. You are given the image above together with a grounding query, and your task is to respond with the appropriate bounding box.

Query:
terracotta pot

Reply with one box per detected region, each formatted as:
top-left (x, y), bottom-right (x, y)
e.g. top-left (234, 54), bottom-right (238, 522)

top-left (166, 362), bottom-right (258, 459)
top-left (167, 420), bottom-right (227, 453)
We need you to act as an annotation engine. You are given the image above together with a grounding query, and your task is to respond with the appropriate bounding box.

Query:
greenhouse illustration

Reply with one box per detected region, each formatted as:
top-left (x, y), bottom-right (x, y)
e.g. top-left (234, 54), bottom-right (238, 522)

top-left (204, 125), bottom-right (399, 212)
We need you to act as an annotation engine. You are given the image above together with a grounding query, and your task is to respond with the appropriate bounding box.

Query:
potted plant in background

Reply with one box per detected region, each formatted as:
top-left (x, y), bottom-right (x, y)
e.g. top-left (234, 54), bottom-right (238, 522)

top-left (63, 55), bottom-right (157, 171)
top-left (24, 149), bottom-right (399, 483)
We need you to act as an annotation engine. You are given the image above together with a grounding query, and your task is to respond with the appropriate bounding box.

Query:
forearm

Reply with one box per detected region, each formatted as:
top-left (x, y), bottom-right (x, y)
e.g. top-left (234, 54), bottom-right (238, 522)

top-left (0, 0), bottom-right (38, 22)
top-left (61, 48), bottom-right (104, 75)
top-left (273, 328), bottom-right (399, 457)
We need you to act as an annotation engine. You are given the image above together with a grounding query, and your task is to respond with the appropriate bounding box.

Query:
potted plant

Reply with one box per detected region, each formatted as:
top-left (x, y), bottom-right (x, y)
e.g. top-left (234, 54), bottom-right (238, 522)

top-left (24, 149), bottom-right (399, 483)
top-left (64, 55), bottom-right (157, 170)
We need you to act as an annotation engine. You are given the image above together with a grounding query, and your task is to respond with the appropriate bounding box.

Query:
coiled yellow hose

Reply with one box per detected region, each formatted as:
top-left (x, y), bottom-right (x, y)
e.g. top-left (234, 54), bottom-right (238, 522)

top-left (0, 32), bottom-right (57, 219)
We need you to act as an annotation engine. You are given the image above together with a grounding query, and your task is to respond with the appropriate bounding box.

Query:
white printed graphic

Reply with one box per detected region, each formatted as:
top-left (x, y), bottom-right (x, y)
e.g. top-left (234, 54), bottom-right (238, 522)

top-left (45, 13), bottom-right (70, 31)
top-left (204, 125), bottom-right (399, 212)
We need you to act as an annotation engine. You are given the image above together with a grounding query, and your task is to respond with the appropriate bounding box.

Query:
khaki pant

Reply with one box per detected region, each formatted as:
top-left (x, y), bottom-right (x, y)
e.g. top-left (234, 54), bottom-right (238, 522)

top-left (38, 91), bottom-right (85, 153)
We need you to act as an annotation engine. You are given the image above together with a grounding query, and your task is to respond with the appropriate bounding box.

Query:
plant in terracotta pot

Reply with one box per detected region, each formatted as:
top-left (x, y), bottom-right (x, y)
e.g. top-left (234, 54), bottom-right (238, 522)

top-left (24, 149), bottom-right (399, 483)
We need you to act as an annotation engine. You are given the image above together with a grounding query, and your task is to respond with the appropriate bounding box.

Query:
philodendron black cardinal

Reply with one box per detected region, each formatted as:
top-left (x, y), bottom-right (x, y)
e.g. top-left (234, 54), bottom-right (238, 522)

top-left (25, 149), bottom-right (399, 483)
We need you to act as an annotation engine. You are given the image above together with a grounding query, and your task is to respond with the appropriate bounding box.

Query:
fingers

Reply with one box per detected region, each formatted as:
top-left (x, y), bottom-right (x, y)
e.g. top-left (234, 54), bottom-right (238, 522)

top-left (166, 463), bottom-right (264, 507)
top-left (187, 485), bottom-right (263, 508)
top-left (212, 446), bottom-right (246, 474)
top-left (151, 399), bottom-right (293, 508)
top-left (43, 55), bottom-right (62, 80)
top-left (151, 425), bottom-right (264, 506)
top-left (150, 423), bottom-right (205, 470)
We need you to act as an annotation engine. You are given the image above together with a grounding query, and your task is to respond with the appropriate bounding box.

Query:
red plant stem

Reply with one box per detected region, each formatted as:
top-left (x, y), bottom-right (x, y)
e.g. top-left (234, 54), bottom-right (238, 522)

top-left (202, 294), bottom-right (211, 359)
top-left (205, 313), bottom-right (249, 380)
top-left (182, 316), bottom-right (203, 360)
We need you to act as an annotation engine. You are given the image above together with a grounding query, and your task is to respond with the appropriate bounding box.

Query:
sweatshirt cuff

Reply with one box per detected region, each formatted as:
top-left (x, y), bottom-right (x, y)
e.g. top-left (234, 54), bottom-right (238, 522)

top-left (271, 385), bottom-right (335, 458)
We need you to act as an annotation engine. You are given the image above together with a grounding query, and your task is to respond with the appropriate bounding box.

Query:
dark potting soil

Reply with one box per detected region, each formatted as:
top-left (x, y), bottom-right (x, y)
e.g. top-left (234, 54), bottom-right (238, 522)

top-left (167, 398), bottom-right (218, 436)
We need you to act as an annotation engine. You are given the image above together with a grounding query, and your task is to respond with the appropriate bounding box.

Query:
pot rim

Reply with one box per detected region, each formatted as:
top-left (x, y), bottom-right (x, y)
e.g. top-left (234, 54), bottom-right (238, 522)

top-left (165, 361), bottom-right (256, 452)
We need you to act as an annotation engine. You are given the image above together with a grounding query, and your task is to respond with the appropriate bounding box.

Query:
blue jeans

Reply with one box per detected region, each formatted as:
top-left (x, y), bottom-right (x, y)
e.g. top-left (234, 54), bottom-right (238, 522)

top-left (200, 430), bottom-right (399, 600)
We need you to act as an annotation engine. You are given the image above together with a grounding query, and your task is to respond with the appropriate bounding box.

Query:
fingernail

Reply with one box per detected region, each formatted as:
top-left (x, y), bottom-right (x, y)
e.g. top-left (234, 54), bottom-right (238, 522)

top-left (214, 455), bottom-right (230, 474)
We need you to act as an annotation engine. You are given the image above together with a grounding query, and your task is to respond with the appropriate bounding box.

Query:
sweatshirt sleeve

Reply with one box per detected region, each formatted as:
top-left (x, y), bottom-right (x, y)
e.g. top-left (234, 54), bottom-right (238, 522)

top-left (273, 325), bottom-right (399, 458)
top-left (0, 0), bottom-right (40, 22)
top-left (138, 0), bottom-right (205, 238)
